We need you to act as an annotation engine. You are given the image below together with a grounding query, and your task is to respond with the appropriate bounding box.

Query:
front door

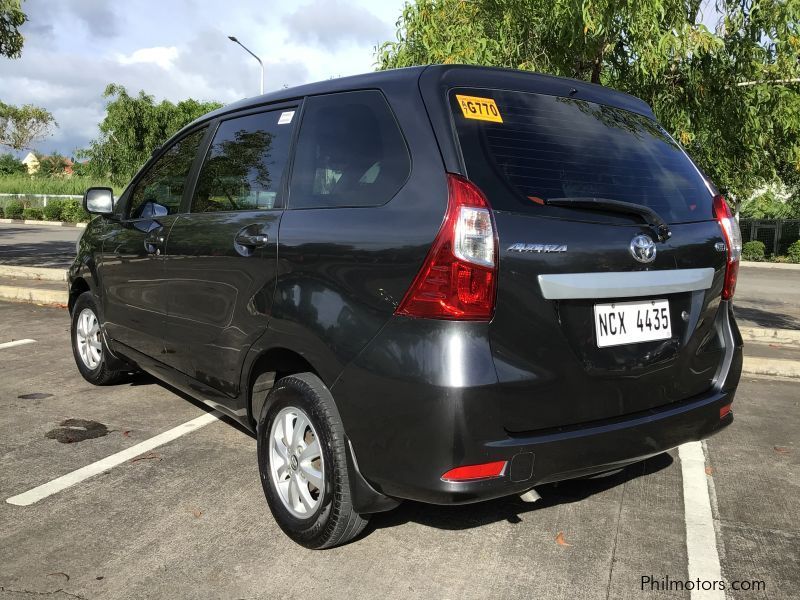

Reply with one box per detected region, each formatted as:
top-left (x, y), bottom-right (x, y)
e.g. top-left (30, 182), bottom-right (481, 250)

top-left (101, 127), bottom-right (208, 359)
top-left (161, 106), bottom-right (298, 399)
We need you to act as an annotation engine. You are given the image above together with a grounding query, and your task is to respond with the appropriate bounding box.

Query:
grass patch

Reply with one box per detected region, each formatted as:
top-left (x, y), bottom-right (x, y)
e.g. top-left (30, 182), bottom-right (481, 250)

top-left (0, 174), bottom-right (121, 196)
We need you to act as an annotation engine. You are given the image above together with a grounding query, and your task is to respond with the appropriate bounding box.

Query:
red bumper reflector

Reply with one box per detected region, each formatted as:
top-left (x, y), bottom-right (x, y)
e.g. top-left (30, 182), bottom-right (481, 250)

top-left (720, 404), bottom-right (732, 419)
top-left (441, 460), bottom-right (507, 482)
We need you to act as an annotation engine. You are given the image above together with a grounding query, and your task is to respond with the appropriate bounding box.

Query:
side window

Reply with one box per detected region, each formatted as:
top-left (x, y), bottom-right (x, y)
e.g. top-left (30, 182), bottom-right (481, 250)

top-left (289, 91), bottom-right (410, 209)
top-left (127, 128), bottom-right (206, 218)
top-left (192, 109), bottom-right (295, 212)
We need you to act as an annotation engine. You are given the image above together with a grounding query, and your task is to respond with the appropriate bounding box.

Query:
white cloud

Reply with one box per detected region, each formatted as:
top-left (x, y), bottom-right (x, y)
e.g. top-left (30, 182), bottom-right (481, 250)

top-left (117, 46), bottom-right (179, 70)
top-left (0, 0), bottom-right (406, 156)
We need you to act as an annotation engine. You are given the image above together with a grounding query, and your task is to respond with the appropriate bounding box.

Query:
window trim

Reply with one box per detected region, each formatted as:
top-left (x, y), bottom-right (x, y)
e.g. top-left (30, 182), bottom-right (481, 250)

top-left (185, 100), bottom-right (303, 215)
top-left (285, 89), bottom-right (412, 211)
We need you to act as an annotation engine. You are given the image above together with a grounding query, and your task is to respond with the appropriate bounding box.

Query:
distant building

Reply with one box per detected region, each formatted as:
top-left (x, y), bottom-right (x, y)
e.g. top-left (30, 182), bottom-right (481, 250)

top-left (21, 152), bottom-right (39, 174)
top-left (19, 153), bottom-right (74, 176)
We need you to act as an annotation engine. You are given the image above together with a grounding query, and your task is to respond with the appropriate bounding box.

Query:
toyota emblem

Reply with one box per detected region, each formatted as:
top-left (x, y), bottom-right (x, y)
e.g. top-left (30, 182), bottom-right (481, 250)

top-left (630, 234), bottom-right (656, 263)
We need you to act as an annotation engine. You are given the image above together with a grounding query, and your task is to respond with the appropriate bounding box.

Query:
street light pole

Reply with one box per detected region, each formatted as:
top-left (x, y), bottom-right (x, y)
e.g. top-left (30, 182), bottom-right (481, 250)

top-left (227, 35), bottom-right (264, 95)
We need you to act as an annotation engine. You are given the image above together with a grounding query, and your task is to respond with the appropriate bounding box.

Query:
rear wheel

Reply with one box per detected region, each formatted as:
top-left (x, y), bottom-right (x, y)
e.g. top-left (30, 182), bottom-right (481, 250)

top-left (257, 372), bottom-right (368, 549)
top-left (70, 292), bottom-right (126, 385)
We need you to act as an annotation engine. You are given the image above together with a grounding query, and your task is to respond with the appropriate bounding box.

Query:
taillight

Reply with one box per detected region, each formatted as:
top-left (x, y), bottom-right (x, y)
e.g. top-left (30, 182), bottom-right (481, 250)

top-left (441, 460), bottom-right (507, 482)
top-left (395, 174), bottom-right (498, 320)
top-left (713, 195), bottom-right (741, 300)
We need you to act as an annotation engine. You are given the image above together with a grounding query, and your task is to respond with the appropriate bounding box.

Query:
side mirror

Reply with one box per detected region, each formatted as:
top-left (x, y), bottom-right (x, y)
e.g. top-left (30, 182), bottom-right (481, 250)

top-left (84, 187), bottom-right (114, 215)
top-left (139, 201), bottom-right (168, 219)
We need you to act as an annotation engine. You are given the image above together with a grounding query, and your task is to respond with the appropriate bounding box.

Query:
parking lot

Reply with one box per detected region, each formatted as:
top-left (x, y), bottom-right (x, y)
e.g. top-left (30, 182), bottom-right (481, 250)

top-left (0, 300), bottom-right (797, 599)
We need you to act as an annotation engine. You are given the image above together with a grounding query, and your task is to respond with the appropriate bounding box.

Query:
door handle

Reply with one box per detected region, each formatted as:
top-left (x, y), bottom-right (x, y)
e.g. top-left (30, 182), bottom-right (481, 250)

top-left (234, 232), bottom-right (269, 248)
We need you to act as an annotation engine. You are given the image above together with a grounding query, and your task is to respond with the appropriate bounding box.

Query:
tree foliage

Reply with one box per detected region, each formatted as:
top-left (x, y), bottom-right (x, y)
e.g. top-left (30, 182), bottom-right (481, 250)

top-left (34, 152), bottom-right (69, 178)
top-left (0, 101), bottom-right (56, 151)
top-left (0, 152), bottom-right (24, 175)
top-left (377, 0), bottom-right (800, 201)
top-left (0, 0), bottom-right (26, 59)
top-left (81, 84), bottom-right (222, 184)
top-left (740, 188), bottom-right (800, 218)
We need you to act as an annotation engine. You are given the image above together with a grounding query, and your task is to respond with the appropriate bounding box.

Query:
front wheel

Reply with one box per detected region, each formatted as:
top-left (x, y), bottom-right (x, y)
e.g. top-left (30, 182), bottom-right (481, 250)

top-left (257, 372), bottom-right (368, 549)
top-left (70, 292), bottom-right (126, 386)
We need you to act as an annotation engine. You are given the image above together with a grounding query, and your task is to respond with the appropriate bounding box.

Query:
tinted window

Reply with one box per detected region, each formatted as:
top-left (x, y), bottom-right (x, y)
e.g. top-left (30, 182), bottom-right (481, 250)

top-left (451, 89), bottom-right (713, 223)
top-left (289, 91), bottom-right (409, 209)
top-left (128, 128), bottom-right (206, 218)
top-left (192, 109), bottom-right (295, 212)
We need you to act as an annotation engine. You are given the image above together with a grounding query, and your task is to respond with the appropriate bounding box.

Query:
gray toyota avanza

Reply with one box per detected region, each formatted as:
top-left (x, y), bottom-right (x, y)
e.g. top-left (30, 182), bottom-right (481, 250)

top-left (70, 65), bottom-right (742, 548)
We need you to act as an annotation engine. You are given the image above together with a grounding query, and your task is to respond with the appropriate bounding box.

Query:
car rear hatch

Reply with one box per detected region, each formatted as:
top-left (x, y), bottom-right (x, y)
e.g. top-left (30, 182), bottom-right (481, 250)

top-left (444, 85), bottom-right (732, 432)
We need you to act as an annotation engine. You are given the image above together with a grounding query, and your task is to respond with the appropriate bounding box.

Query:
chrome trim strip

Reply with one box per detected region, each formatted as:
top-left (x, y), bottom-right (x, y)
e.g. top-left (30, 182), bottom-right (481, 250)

top-left (538, 268), bottom-right (715, 300)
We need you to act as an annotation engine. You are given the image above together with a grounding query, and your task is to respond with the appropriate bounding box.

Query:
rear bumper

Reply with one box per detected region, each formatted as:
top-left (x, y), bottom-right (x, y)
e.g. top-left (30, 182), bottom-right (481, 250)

top-left (333, 304), bottom-right (741, 507)
top-left (426, 389), bottom-right (734, 504)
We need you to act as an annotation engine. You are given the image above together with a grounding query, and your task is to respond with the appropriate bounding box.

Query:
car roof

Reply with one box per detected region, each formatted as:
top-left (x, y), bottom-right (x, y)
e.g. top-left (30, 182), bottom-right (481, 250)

top-left (185, 64), bottom-right (654, 129)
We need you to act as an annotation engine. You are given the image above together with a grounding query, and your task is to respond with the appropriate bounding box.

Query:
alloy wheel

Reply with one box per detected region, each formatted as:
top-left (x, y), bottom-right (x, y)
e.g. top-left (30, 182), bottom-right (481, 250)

top-left (269, 406), bottom-right (325, 518)
top-left (75, 307), bottom-right (102, 370)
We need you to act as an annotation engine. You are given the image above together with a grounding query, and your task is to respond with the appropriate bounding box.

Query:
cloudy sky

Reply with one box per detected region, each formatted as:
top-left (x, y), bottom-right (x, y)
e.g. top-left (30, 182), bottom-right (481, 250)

top-left (0, 0), bottom-right (405, 156)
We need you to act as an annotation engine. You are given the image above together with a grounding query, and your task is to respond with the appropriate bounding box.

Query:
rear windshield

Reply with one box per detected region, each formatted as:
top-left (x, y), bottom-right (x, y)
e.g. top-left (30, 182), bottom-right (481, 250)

top-left (450, 88), bottom-right (713, 223)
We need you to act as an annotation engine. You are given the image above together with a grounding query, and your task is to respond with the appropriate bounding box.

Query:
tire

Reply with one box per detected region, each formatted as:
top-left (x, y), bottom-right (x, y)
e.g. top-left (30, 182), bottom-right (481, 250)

top-left (70, 292), bottom-right (126, 386)
top-left (257, 372), bottom-right (369, 549)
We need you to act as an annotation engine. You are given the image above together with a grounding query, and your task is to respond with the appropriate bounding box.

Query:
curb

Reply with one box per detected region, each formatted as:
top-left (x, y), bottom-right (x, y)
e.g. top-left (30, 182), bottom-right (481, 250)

top-left (739, 326), bottom-right (800, 348)
top-left (0, 265), bottom-right (67, 282)
top-left (740, 261), bottom-right (800, 271)
top-left (0, 284), bottom-right (67, 306)
top-left (0, 218), bottom-right (87, 228)
top-left (742, 356), bottom-right (800, 379)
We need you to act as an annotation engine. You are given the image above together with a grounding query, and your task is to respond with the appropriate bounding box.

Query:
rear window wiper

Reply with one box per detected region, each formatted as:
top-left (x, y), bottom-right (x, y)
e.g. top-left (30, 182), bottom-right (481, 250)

top-left (544, 197), bottom-right (672, 242)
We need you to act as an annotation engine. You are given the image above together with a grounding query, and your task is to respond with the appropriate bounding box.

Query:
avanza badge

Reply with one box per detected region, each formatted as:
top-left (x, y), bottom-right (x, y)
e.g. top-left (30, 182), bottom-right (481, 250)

top-left (456, 94), bottom-right (503, 123)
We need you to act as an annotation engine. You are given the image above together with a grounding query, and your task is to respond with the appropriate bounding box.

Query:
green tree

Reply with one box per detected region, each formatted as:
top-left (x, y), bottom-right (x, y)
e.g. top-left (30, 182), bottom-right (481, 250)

top-left (0, 152), bottom-right (24, 174)
top-left (71, 159), bottom-right (89, 177)
top-left (81, 84), bottom-right (222, 184)
top-left (377, 0), bottom-right (800, 201)
top-left (34, 152), bottom-right (69, 177)
top-left (0, 101), bottom-right (56, 151)
top-left (0, 0), bottom-right (26, 58)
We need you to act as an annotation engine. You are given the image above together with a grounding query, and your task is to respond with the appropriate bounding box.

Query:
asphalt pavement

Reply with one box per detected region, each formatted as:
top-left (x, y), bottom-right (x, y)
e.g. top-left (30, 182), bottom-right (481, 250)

top-left (0, 223), bottom-right (81, 269)
top-left (0, 300), bottom-right (797, 599)
top-left (735, 265), bottom-right (800, 329)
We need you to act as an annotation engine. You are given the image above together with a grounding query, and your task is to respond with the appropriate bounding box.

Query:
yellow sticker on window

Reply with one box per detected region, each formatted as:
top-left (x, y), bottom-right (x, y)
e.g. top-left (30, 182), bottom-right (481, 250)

top-left (456, 95), bottom-right (503, 123)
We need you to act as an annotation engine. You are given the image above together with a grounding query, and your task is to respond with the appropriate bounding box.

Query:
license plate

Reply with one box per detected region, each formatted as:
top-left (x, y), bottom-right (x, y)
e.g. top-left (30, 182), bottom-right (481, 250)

top-left (594, 299), bottom-right (672, 348)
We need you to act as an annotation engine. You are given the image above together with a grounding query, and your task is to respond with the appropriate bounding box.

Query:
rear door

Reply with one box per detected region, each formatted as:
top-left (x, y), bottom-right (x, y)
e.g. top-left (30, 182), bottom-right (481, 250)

top-left (101, 127), bottom-right (207, 358)
top-left (160, 105), bottom-right (298, 398)
top-left (446, 87), bottom-right (728, 431)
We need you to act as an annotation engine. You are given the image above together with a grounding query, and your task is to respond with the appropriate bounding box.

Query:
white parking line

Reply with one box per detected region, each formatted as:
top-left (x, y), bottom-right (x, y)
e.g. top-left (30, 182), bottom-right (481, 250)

top-left (0, 339), bottom-right (36, 350)
top-left (6, 411), bottom-right (221, 507)
top-left (679, 441), bottom-right (725, 600)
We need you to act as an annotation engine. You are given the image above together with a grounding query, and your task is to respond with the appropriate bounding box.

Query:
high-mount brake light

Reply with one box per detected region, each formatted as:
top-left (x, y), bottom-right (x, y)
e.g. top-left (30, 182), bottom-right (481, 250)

top-left (395, 174), bottom-right (498, 320)
top-left (713, 195), bottom-right (742, 300)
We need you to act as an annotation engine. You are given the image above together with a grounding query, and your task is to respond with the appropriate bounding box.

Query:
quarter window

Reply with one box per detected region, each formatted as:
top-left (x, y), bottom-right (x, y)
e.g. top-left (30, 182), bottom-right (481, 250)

top-left (127, 128), bottom-right (206, 218)
top-left (192, 109), bottom-right (295, 212)
top-left (289, 91), bottom-right (409, 209)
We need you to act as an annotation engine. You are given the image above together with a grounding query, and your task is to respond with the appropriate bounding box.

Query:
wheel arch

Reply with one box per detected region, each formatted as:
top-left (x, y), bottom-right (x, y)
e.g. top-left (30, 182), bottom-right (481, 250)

top-left (247, 346), bottom-right (401, 515)
top-left (68, 277), bottom-right (91, 315)
top-left (246, 347), bottom-right (321, 429)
